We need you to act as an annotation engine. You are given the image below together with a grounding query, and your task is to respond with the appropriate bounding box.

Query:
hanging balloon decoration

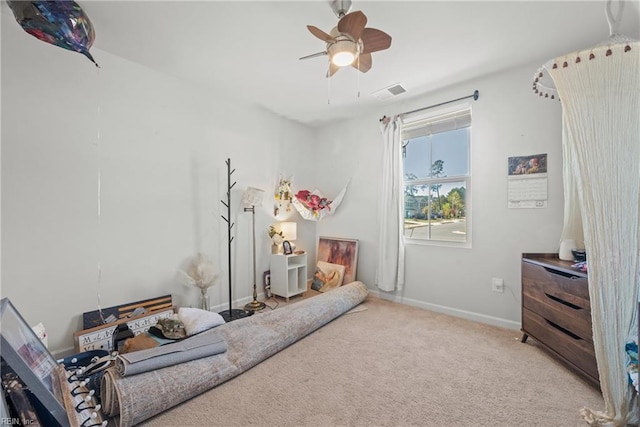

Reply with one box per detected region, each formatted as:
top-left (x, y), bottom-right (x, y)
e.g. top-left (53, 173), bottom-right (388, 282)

top-left (7, 0), bottom-right (99, 67)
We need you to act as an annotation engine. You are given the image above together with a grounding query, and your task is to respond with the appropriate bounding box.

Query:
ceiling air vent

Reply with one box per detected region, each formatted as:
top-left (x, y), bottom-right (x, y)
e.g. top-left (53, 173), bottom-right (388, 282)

top-left (372, 83), bottom-right (407, 100)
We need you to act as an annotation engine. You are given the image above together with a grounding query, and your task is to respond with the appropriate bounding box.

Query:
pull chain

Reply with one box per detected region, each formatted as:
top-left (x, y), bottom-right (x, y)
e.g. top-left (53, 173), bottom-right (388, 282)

top-left (327, 61), bottom-right (332, 105)
top-left (357, 55), bottom-right (361, 99)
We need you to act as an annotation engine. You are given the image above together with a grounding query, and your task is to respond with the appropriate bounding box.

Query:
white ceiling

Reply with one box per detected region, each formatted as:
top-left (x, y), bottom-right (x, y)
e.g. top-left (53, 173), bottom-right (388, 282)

top-left (5, 1), bottom-right (640, 127)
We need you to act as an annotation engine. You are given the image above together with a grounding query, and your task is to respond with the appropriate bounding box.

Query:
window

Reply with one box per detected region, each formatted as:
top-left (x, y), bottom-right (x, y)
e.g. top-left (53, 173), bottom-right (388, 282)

top-left (402, 105), bottom-right (471, 244)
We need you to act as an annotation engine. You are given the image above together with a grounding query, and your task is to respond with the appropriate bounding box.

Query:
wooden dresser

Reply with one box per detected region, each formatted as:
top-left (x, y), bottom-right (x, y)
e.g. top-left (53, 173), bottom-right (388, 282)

top-left (521, 253), bottom-right (598, 386)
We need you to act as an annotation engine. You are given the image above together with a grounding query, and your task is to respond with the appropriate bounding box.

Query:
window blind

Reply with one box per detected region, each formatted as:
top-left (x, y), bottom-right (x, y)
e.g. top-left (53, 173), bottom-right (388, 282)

top-left (401, 107), bottom-right (471, 140)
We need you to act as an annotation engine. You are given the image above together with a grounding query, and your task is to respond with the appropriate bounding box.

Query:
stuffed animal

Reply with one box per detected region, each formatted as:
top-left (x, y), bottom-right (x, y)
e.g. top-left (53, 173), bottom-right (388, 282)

top-left (121, 318), bottom-right (187, 354)
top-left (121, 333), bottom-right (159, 353)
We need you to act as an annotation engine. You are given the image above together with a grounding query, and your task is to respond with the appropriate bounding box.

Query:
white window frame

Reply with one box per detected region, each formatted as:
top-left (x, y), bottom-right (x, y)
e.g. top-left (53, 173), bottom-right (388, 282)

top-left (401, 102), bottom-right (472, 248)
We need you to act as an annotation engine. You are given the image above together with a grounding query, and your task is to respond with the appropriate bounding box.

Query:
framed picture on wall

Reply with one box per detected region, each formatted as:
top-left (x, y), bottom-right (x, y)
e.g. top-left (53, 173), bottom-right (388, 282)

top-left (317, 237), bottom-right (359, 285)
top-left (0, 298), bottom-right (69, 426)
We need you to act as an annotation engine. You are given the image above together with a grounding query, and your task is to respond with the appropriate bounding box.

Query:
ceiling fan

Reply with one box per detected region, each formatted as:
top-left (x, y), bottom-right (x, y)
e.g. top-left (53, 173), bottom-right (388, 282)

top-left (299, 0), bottom-right (392, 77)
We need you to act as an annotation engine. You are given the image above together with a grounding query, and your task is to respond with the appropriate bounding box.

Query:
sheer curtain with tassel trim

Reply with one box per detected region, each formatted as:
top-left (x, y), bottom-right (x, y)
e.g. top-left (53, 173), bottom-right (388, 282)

top-left (546, 38), bottom-right (639, 426)
top-left (559, 119), bottom-right (585, 249)
top-left (376, 116), bottom-right (405, 292)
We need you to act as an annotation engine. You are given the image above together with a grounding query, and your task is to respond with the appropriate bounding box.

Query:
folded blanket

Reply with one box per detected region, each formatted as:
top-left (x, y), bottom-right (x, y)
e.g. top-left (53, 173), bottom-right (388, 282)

top-left (115, 332), bottom-right (227, 377)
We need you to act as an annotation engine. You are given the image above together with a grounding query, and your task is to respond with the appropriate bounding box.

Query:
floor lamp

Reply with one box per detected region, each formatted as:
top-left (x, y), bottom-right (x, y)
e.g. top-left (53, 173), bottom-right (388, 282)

top-left (243, 187), bottom-right (267, 312)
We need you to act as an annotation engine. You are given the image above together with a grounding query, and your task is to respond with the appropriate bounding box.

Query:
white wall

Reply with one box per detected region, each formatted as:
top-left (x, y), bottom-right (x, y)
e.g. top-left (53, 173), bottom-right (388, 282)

top-left (313, 63), bottom-right (565, 328)
top-left (0, 9), bottom-right (587, 353)
top-left (1, 12), bottom-right (315, 353)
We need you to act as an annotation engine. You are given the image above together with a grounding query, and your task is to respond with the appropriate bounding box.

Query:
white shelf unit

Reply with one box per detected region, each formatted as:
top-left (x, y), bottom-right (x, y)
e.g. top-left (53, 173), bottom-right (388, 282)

top-left (270, 253), bottom-right (308, 301)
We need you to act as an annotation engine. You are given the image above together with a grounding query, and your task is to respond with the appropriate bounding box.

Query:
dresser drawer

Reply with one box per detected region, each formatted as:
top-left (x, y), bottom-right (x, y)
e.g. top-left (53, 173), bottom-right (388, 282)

top-left (522, 307), bottom-right (598, 382)
top-left (522, 261), bottom-right (589, 305)
top-left (522, 263), bottom-right (592, 342)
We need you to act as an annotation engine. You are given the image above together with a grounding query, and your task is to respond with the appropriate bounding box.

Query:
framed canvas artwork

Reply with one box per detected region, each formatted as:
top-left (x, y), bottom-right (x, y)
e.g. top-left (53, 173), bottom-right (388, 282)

top-left (317, 237), bottom-right (359, 285)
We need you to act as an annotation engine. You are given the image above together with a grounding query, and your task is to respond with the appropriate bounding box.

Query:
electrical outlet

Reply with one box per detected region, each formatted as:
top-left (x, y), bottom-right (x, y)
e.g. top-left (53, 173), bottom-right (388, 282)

top-left (491, 278), bottom-right (504, 293)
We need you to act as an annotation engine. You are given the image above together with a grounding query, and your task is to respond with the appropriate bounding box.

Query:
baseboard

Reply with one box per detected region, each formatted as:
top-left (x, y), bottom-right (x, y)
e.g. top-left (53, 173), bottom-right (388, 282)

top-left (54, 290), bottom-right (518, 357)
top-left (367, 289), bottom-right (521, 331)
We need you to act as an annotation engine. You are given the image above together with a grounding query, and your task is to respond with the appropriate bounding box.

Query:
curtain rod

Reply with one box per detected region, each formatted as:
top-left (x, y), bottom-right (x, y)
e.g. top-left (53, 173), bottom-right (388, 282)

top-left (381, 90), bottom-right (479, 123)
top-left (402, 90), bottom-right (479, 116)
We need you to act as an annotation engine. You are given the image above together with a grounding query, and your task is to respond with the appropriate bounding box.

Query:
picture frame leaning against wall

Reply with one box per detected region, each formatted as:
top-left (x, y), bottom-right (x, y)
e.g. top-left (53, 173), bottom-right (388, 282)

top-left (317, 237), bottom-right (359, 285)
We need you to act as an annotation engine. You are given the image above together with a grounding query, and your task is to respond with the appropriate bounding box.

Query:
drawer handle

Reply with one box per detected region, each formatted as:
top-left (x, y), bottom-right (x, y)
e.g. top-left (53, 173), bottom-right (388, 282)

top-left (545, 319), bottom-right (582, 340)
top-left (543, 267), bottom-right (581, 280)
top-left (544, 292), bottom-right (582, 310)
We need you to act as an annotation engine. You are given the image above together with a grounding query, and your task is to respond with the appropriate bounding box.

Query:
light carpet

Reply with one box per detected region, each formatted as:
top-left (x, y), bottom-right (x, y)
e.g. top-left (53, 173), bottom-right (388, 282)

top-left (140, 294), bottom-right (603, 427)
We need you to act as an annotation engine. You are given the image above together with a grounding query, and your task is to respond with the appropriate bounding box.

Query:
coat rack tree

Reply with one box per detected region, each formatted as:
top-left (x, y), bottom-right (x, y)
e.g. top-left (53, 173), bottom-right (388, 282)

top-left (219, 158), bottom-right (251, 322)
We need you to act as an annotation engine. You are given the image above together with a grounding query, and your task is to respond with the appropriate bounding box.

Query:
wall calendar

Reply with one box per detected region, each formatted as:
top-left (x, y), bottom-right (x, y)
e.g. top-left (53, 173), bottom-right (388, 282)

top-left (507, 153), bottom-right (548, 209)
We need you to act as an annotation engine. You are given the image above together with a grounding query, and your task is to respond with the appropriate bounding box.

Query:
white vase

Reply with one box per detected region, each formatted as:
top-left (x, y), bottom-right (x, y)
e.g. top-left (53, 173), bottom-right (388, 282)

top-left (559, 239), bottom-right (576, 261)
top-left (200, 289), bottom-right (210, 311)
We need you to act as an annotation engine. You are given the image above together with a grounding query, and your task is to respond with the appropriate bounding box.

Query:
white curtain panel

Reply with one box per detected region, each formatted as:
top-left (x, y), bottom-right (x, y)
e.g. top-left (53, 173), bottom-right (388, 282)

top-left (376, 117), bottom-right (405, 292)
top-left (559, 119), bottom-right (585, 249)
top-left (549, 40), bottom-right (639, 425)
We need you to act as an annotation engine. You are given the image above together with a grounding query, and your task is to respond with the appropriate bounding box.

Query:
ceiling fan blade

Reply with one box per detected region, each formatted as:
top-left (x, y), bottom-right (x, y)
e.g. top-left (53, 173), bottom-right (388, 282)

top-left (327, 62), bottom-right (340, 78)
top-left (299, 51), bottom-right (328, 60)
top-left (307, 25), bottom-right (334, 42)
top-left (352, 53), bottom-right (372, 73)
top-left (337, 10), bottom-right (367, 40)
top-left (361, 28), bottom-right (392, 54)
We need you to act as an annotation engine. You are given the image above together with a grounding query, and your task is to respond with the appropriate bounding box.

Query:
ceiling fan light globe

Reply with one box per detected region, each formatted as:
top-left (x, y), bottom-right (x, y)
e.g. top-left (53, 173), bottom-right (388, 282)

top-left (328, 38), bottom-right (357, 67)
top-left (332, 51), bottom-right (356, 66)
